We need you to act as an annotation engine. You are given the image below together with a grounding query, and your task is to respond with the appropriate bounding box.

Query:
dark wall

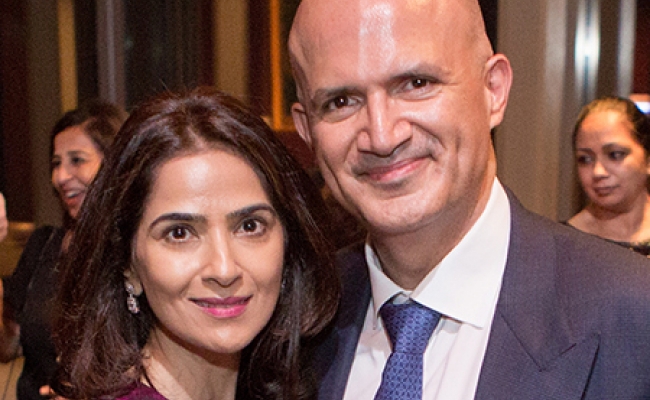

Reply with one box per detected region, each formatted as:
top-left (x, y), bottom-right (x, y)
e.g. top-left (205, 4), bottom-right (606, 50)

top-left (480, 0), bottom-right (499, 50)
top-left (633, 0), bottom-right (650, 94)
top-left (0, 0), bottom-right (33, 221)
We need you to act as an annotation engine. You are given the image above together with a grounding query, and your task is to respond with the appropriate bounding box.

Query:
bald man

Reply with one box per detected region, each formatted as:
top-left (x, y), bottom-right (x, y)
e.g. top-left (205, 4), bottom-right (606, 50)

top-left (289, 0), bottom-right (650, 399)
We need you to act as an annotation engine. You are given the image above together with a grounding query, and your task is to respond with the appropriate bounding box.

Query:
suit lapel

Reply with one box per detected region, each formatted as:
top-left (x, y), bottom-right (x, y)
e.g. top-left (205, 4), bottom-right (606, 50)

top-left (316, 243), bottom-right (372, 400)
top-left (475, 193), bottom-right (599, 399)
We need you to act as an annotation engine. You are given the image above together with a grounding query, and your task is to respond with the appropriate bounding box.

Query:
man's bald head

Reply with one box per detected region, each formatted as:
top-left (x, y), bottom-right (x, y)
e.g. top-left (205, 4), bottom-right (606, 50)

top-left (289, 0), bottom-right (494, 105)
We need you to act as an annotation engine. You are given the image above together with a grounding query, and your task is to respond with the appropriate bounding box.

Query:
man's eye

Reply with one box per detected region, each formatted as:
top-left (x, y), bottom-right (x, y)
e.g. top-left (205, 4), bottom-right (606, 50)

top-left (318, 95), bottom-right (362, 122)
top-left (326, 96), bottom-right (352, 111)
top-left (410, 78), bottom-right (429, 89)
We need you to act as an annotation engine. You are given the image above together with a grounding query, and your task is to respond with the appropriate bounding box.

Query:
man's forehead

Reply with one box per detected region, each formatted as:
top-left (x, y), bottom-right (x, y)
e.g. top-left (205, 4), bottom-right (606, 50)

top-left (291, 0), bottom-right (481, 60)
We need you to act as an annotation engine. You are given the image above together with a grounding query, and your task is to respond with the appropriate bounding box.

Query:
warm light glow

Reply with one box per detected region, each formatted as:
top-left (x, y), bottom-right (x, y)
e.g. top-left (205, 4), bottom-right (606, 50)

top-left (57, 0), bottom-right (78, 112)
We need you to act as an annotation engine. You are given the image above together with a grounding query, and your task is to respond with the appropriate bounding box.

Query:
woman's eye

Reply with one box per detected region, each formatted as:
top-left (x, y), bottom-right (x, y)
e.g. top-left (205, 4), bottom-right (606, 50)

top-left (71, 157), bottom-right (86, 165)
top-left (609, 151), bottom-right (627, 161)
top-left (236, 218), bottom-right (266, 236)
top-left (164, 226), bottom-right (193, 242)
top-left (576, 155), bottom-right (591, 165)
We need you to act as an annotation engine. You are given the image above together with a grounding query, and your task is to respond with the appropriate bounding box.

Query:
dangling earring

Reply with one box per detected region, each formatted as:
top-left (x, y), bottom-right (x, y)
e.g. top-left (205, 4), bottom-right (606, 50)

top-left (125, 282), bottom-right (140, 314)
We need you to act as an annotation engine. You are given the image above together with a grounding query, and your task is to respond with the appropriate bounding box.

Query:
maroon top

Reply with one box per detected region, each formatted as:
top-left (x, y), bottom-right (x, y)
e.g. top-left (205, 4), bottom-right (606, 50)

top-left (114, 383), bottom-right (168, 400)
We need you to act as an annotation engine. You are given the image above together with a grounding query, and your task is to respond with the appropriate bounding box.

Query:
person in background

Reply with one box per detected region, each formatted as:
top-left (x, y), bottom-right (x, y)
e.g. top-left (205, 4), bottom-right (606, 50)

top-left (0, 100), bottom-right (127, 400)
top-left (289, 0), bottom-right (650, 399)
top-left (51, 87), bottom-right (339, 400)
top-left (0, 192), bottom-right (7, 242)
top-left (567, 96), bottom-right (650, 256)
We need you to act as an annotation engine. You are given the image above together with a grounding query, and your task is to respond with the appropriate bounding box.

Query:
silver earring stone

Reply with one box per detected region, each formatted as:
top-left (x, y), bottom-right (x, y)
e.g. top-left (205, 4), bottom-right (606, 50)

top-left (125, 282), bottom-right (140, 314)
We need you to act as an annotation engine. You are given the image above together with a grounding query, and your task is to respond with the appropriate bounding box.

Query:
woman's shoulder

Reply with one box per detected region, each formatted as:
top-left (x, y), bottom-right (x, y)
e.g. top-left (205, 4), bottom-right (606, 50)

top-left (605, 238), bottom-right (650, 257)
top-left (24, 225), bottom-right (64, 248)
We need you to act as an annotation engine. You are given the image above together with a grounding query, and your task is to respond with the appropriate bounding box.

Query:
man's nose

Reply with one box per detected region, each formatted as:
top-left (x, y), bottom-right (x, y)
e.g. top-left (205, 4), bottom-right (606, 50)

top-left (358, 91), bottom-right (412, 157)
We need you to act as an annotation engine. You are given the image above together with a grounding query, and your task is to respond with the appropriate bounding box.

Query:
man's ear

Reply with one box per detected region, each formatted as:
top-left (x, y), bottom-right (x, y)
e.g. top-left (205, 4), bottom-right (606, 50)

top-left (291, 102), bottom-right (313, 149)
top-left (485, 54), bottom-right (513, 129)
top-left (124, 268), bottom-right (143, 296)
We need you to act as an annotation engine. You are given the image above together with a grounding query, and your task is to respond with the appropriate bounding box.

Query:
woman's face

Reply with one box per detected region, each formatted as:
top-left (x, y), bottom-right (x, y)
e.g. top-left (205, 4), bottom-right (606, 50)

top-left (575, 110), bottom-right (650, 212)
top-left (130, 149), bottom-right (285, 357)
top-left (51, 125), bottom-right (104, 219)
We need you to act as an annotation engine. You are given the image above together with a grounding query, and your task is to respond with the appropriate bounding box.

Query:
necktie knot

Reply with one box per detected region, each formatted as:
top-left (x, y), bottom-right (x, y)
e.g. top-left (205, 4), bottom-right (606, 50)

top-left (380, 301), bottom-right (441, 355)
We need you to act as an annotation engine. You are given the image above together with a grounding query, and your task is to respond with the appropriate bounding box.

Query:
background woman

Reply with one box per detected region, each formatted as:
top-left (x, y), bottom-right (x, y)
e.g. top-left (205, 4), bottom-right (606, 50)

top-left (52, 87), bottom-right (339, 400)
top-left (567, 96), bottom-right (650, 256)
top-left (0, 100), bottom-right (126, 400)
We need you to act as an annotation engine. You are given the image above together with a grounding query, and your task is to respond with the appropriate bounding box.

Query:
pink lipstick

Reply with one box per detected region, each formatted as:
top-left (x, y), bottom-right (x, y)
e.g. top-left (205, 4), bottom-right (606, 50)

top-left (192, 296), bottom-right (251, 318)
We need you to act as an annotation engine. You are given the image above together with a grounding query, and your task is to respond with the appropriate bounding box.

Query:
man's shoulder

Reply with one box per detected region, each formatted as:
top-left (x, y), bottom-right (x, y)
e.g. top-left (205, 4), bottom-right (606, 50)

top-left (335, 241), bottom-right (370, 294)
top-left (509, 196), bottom-right (650, 312)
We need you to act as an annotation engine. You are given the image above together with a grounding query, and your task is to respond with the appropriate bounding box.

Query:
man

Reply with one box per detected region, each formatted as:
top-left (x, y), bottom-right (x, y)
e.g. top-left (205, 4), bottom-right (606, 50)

top-left (289, 0), bottom-right (650, 399)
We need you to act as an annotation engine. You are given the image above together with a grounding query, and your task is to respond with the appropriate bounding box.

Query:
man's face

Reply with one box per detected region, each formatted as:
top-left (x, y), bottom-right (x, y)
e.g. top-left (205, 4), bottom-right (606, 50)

top-left (291, 0), bottom-right (511, 236)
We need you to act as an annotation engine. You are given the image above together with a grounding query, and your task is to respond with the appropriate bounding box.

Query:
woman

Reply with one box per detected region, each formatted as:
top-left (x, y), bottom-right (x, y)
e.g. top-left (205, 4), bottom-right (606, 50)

top-left (0, 100), bottom-right (126, 400)
top-left (51, 87), bottom-right (339, 400)
top-left (567, 96), bottom-right (650, 256)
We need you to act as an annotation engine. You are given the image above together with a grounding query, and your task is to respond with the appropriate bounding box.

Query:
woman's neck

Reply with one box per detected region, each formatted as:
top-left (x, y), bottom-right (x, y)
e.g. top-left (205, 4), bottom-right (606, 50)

top-left (143, 330), bottom-right (240, 400)
top-left (576, 193), bottom-right (650, 242)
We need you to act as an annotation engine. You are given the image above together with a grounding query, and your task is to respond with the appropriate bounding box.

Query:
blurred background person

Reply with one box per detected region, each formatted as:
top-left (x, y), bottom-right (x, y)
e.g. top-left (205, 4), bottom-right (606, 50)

top-left (0, 100), bottom-right (126, 400)
top-left (567, 96), bottom-right (650, 256)
top-left (52, 88), bottom-right (339, 400)
top-left (0, 192), bottom-right (7, 242)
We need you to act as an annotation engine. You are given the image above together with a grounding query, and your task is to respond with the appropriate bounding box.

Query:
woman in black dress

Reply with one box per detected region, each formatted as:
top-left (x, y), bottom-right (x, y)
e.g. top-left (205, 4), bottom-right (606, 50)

top-left (567, 96), bottom-right (650, 256)
top-left (0, 101), bottom-right (126, 400)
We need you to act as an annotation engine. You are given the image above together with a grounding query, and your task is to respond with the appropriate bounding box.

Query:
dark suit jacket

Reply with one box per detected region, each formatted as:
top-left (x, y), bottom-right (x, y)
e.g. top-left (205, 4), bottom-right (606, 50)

top-left (313, 192), bottom-right (650, 399)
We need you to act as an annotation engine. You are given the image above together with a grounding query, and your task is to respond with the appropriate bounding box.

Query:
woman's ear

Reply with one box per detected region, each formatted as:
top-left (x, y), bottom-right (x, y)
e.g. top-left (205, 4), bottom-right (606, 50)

top-left (124, 268), bottom-right (143, 296)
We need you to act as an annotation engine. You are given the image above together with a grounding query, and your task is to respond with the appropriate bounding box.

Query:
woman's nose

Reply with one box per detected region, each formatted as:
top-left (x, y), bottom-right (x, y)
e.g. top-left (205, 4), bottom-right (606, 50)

top-left (203, 232), bottom-right (242, 287)
top-left (52, 164), bottom-right (73, 186)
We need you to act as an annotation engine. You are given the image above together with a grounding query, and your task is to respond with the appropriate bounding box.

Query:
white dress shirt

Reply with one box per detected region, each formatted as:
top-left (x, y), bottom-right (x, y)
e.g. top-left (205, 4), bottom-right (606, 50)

top-left (343, 179), bottom-right (511, 400)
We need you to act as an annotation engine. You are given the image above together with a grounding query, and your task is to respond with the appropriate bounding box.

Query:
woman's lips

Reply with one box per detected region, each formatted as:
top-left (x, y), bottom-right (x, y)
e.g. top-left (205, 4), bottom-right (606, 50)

top-left (593, 186), bottom-right (617, 196)
top-left (192, 296), bottom-right (252, 318)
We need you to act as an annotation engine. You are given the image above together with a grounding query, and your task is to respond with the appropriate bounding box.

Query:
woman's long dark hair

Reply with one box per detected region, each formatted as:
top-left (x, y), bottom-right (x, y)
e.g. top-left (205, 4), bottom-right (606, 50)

top-left (52, 87), bottom-right (339, 400)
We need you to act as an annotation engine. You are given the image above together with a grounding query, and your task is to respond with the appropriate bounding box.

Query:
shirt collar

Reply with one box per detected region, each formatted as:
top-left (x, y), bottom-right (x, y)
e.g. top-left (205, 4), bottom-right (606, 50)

top-left (367, 178), bottom-right (511, 328)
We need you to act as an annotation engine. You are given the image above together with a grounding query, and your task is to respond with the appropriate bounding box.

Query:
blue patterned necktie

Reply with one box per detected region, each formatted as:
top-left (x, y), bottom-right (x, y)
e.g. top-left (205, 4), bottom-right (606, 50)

top-left (374, 301), bottom-right (441, 400)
